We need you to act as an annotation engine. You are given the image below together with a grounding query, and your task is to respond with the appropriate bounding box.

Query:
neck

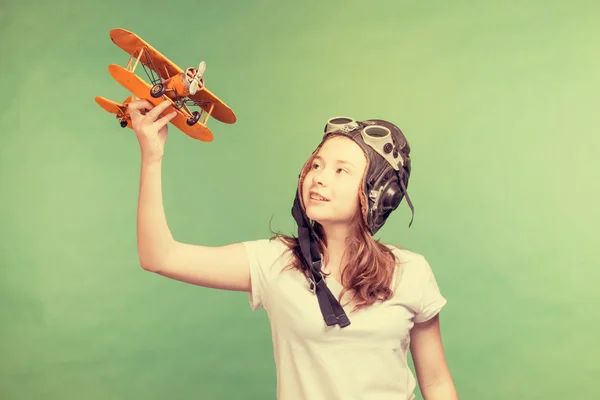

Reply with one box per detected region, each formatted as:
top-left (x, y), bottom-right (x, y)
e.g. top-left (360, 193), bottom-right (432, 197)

top-left (320, 223), bottom-right (353, 270)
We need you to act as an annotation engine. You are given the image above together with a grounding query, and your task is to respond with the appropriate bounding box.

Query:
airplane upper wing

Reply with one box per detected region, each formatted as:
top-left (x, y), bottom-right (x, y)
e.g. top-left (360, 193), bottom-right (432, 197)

top-left (110, 28), bottom-right (182, 82)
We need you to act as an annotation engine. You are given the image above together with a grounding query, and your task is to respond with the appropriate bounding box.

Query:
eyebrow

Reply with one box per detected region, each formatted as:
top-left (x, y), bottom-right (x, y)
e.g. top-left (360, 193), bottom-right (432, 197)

top-left (313, 155), bottom-right (356, 169)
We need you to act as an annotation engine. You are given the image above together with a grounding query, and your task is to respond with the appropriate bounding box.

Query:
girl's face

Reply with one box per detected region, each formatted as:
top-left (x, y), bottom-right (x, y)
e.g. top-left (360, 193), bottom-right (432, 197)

top-left (302, 136), bottom-right (368, 227)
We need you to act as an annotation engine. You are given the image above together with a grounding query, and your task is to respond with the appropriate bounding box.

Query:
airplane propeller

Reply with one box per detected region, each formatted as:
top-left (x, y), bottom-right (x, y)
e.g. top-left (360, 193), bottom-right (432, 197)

top-left (189, 61), bottom-right (206, 95)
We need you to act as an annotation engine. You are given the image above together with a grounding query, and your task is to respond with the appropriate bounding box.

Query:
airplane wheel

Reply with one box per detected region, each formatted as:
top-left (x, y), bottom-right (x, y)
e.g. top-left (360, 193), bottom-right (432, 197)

top-left (150, 83), bottom-right (166, 98)
top-left (186, 111), bottom-right (201, 126)
top-left (120, 120), bottom-right (128, 128)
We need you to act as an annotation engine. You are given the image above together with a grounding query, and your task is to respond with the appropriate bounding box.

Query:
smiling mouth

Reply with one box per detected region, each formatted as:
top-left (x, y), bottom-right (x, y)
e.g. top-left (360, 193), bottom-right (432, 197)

top-left (309, 193), bottom-right (330, 202)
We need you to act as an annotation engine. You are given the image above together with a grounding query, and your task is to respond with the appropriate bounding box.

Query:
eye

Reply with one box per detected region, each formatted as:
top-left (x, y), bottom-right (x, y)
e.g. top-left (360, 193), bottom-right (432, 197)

top-left (312, 163), bottom-right (320, 169)
top-left (336, 168), bottom-right (348, 175)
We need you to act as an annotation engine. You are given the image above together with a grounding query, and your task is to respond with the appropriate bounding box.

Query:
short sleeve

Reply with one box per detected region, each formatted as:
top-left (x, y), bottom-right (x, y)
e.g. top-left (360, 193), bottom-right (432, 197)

top-left (413, 256), bottom-right (447, 323)
top-left (242, 238), bottom-right (286, 311)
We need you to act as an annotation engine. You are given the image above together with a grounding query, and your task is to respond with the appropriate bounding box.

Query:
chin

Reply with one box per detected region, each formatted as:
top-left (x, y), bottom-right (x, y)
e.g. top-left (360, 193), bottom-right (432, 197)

top-left (304, 207), bottom-right (323, 221)
top-left (307, 207), bottom-right (344, 225)
top-left (304, 207), bottom-right (328, 223)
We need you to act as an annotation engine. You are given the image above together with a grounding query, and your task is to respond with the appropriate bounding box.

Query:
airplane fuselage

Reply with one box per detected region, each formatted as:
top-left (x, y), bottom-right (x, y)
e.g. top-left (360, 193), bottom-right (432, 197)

top-left (161, 68), bottom-right (203, 100)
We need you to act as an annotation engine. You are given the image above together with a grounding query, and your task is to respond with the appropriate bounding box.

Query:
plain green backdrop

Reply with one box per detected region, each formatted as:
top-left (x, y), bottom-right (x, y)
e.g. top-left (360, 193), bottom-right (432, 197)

top-left (1, 0), bottom-right (599, 399)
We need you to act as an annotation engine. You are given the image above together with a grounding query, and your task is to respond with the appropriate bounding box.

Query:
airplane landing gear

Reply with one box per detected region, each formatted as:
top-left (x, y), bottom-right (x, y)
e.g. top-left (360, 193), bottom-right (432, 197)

top-left (150, 83), bottom-right (166, 98)
top-left (186, 111), bottom-right (200, 126)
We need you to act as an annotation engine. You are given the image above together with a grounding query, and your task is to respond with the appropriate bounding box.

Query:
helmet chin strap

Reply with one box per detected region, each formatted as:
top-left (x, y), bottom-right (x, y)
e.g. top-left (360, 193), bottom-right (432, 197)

top-left (399, 176), bottom-right (415, 228)
top-left (291, 190), bottom-right (351, 328)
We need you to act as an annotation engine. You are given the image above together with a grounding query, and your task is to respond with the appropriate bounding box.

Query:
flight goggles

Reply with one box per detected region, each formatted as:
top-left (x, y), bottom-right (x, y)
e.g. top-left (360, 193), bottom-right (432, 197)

top-left (324, 117), bottom-right (405, 171)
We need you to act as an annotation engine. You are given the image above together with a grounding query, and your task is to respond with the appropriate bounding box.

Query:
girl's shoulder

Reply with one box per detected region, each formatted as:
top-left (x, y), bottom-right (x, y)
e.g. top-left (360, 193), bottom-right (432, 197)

top-left (383, 243), bottom-right (426, 264)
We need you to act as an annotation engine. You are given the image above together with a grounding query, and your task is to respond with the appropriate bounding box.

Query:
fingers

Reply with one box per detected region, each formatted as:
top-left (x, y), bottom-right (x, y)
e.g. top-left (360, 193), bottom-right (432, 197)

top-left (127, 99), bottom-right (173, 129)
top-left (153, 110), bottom-right (178, 128)
top-left (145, 100), bottom-right (173, 122)
top-left (127, 98), bottom-right (154, 114)
top-left (127, 98), bottom-right (171, 116)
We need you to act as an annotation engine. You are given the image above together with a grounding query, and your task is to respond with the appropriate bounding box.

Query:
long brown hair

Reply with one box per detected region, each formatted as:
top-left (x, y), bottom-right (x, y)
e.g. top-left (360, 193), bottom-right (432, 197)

top-left (268, 207), bottom-right (406, 314)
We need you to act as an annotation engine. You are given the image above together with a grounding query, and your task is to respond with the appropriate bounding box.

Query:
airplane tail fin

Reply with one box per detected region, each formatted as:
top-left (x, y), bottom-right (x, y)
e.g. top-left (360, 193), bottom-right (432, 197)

top-left (95, 95), bottom-right (133, 129)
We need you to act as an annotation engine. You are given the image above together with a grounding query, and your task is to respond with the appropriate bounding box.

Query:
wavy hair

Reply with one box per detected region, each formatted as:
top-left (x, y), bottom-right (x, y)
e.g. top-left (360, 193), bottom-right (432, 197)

top-left (268, 207), bottom-right (405, 314)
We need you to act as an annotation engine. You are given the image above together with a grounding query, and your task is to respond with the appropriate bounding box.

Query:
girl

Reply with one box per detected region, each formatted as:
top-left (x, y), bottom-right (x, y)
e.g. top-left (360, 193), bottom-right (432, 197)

top-left (130, 99), bottom-right (458, 400)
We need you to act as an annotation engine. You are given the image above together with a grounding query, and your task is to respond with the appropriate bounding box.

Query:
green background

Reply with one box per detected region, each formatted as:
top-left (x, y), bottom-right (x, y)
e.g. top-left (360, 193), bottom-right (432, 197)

top-left (1, 0), bottom-right (599, 399)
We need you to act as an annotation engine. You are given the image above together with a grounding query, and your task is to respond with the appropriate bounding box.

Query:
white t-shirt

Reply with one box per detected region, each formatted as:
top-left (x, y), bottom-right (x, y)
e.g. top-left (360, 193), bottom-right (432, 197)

top-left (242, 237), bottom-right (447, 400)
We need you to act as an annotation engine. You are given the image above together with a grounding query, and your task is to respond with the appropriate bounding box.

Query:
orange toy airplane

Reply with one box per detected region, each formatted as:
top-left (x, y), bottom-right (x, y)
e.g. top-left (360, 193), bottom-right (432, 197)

top-left (95, 28), bottom-right (236, 142)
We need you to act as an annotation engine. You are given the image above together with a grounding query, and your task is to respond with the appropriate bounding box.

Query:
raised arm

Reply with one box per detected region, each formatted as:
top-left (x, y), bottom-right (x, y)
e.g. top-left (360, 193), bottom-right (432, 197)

top-left (131, 99), bottom-right (251, 292)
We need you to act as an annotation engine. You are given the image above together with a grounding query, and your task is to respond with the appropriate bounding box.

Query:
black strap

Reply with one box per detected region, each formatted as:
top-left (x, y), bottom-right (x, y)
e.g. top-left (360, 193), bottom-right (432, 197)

top-left (292, 193), bottom-right (351, 328)
top-left (397, 171), bottom-right (414, 228)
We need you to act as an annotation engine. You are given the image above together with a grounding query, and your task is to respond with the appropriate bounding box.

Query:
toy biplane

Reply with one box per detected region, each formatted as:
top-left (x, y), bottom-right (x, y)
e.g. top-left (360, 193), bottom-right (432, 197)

top-left (95, 28), bottom-right (236, 142)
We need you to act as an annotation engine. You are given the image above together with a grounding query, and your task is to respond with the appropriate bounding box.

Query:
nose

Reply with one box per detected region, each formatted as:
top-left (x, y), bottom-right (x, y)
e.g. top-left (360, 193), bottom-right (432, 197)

top-left (311, 168), bottom-right (328, 187)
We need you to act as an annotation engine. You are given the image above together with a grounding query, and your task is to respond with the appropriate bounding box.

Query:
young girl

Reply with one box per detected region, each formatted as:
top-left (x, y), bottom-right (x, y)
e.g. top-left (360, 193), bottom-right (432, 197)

top-left (130, 99), bottom-right (458, 400)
